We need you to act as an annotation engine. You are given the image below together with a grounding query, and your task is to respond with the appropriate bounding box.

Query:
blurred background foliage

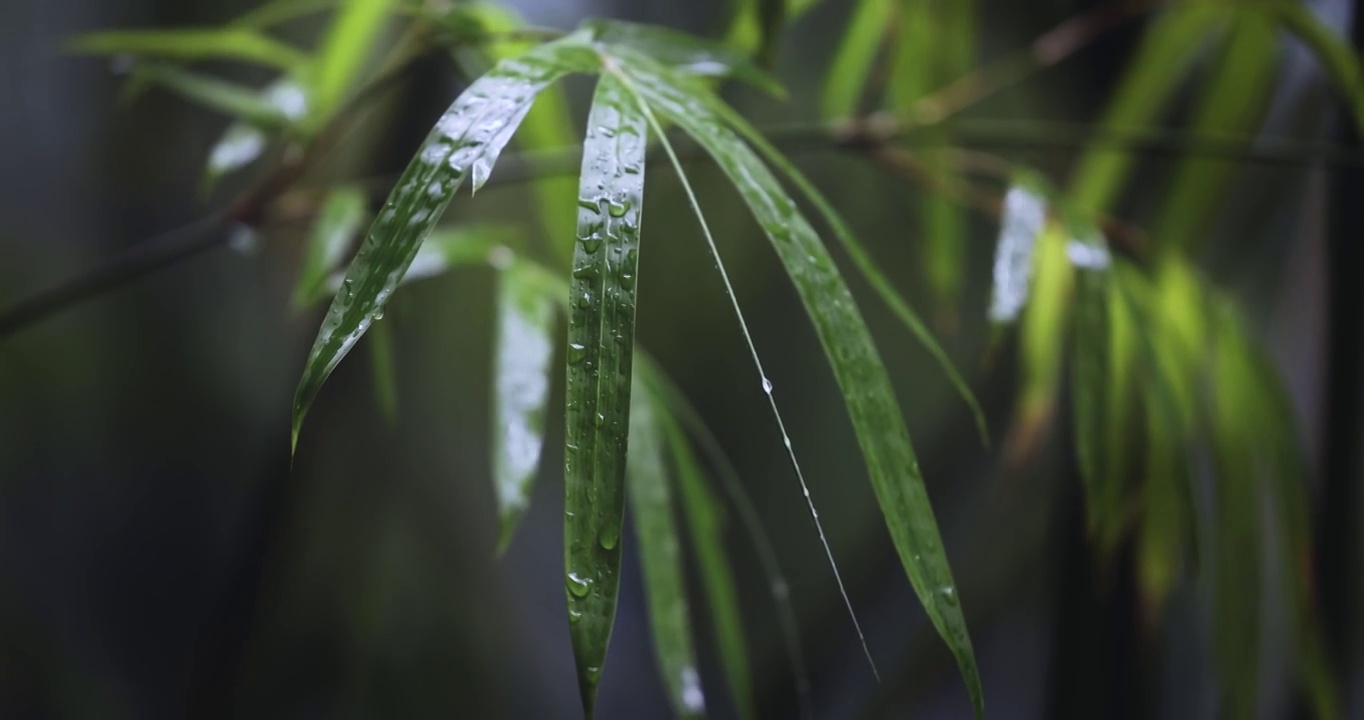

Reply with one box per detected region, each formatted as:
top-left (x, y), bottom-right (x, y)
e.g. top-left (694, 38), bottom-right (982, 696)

top-left (0, 0), bottom-right (1361, 718)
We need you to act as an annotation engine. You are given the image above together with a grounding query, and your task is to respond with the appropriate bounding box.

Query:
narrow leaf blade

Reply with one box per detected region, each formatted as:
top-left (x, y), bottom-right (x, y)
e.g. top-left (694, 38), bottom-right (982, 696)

top-left (67, 28), bottom-right (310, 70)
top-left (292, 36), bottom-right (597, 448)
top-left (627, 382), bottom-right (706, 720)
top-left (821, 0), bottom-right (894, 119)
top-left (493, 262), bottom-right (555, 553)
top-left (563, 73), bottom-right (648, 717)
top-left (614, 55), bottom-right (983, 717)
top-left (311, 0), bottom-right (398, 124)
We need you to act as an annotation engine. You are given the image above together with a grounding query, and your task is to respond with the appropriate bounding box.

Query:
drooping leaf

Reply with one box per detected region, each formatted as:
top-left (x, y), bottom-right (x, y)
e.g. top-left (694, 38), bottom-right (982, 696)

top-left (138, 64), bottom-right (304, 126)
top-left (292, 34), bottom-right (599, 448)
top-left (563, 73), bottom-right (648, 717)
top-left (1067, 4), bottom-right (1229, 212)
top-left (611, 55), bottom-right (982, 716)
top-left (293, 186), bottom-right (370, 309)
top-left (821, 0), bottom-right (894, 119)
top-left (1012, 221), bottom-right (1072, 458)
top-left (1253, 1), bottom-right (1364, 133)
top-left (1154, 14), bottom-right (1279, 254)
top-left (310, 0), bottom-right (399, 125)
top-left (67, 28), bottom-right (310, 70)
top-left (627, 382), bottom-right (706, 720)
top-left (987, 180), bottom-right (1049, 325)
top-left (492, 261), bottom-right (555, 553)
top-left (400, 225), bottom-right (519, 284)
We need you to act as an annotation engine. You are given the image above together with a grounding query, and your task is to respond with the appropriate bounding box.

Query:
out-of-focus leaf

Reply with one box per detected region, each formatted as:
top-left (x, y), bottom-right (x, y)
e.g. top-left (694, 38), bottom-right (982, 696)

top-left (311, 0), bottom-right (399, 125)
top-left (204, 77), bottom-right (309, 188)
top-left (613, 54), bottom-right (983, 717)
top-left (67, 28), bottom-right (310, 70)
top-left (589, 19), bottom-right (783, 96)
top-left (492, 261), bottom-right (555, 553)
top-left (1012, 221), bottom-right (1072, 457)
top-left (458, 3), bottom-right (580, 268)
top-left (292, 34), bottom-right (599, 449)
top-left (367, 313), bottom-right (398, 423)
top-left (821, 0), bottom-right (894, 119)
top-left (563, 73), bottom-right (647, 717)
top-left (1155, 14), bottom-right (1279, 253)
top-left (231, 0), bottom-right (340, 28)
top-left (1065, 217), bottom-right (1125, 554)
top-left (988, 179), bottom-right (1049, 325)
top-left (724, 0), bottom-right (811, 64)
top-left (138, 64), bottom-right (302, 126)
top-left (1067, 5), bottom-right (1229, 212)
top-left (399, 225), bottom-right (518, 284)
top-left (641, 357), bottom-right (810, 720)
top-left (1253, 1), bottom-right (1364, 133)
top-left (627, 382), bottom-right (706, 720)
top-left (293, 186), bottom-right (369, 309)
top-left (1207, 304), bottom-right (1266, 720)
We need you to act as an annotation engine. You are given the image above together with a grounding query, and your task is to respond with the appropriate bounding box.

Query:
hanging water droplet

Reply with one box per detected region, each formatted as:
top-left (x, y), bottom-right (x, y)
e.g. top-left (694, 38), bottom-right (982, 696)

top-left (607, 199), bottom-right (629, 218)
top-left (581, 236), bottom-right (602, 254)
top-left (568, 343), bottom-right (587, 364)
top-left (577, 292), bottom-right (593, 309)
top-left (761, 377), bottom-right (773, 394)
top-left (568, 608), bottom-right (583, 624)
top-left (619, 272), bottom-right (635, 289)
top-left (598, 523), bottom-right (619, 550)
top-left (373, 309), bottom-right (385, 321)
top-left (566, 572), bottom-right (591, 597)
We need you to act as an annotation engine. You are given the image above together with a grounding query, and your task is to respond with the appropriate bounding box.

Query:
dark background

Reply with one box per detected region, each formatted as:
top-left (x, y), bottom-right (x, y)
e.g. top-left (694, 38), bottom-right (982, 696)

top-left (0, 0), bottom-right (1359, 717)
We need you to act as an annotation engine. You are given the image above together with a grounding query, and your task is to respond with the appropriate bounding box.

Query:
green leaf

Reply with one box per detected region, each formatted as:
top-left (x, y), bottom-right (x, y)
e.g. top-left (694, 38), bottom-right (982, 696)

top-left (138, 64), bottom-right (303, 126)
top-left (67, 28), bottom-right (310, 70)
top-left (612, 54), bottom-right (982, 717)
top-left (293, 186), bottom-right (370, 309)
top-left (311, 0), bottom-right (399, 126)
top-left (292, 35), bottom-right (598, 449)
top-left (1014, 222), bottom-right (1072, 447)
top-left (1067, 4), bottom-right (1229, 212)
top-left (203, 77), bottom-right (309, 188)
top-left (400, 225), bottom-right (518, 283)
top-left (821, 0), bottom-right (894, 119)
top-left (588, 19), bottom-right (784, 97)
top-left (1154, 14), bottom-right (1279, 254)
top-left (367, 312), bottom-right (399, 423)
top-left (492, 261), bottom-right (555, 553)
top-left (987, 179), bottom-right (1048, 325)
top-left (231, 0), bottom-right (341, 29)
top-left (627, 382), bottom-right (706, 720)
top-left (563, 73), bottom-right (648, 717)
top-left (1252, 1), bottom-right (1364, 134)
top-left (457, 3), bottom-right (580, 268)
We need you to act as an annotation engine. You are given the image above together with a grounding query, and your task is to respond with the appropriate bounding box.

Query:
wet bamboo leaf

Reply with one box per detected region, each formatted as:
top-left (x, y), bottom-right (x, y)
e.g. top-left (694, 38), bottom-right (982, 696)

top-left (611, 55), bottom-right (983, 717)
top-left (821, 0), bottom-right (894, 118)
top-left (492, 262), bottom-right (555, 553)
top-left (293, 186), bottom-right (370, 309)
top-left (457, 4), bottom-right (579, 268)
top-left (138, 64), bottom-right (303, 126)
top-left (67, 28), bottom-right (310, 70)
top-left (311, 0), bottom-right (398, 125)
top-left (988, 180), bottom-right (1049, 325)
top-left (292, 35), bottom-right (598, 448)
top-left (699, 71), bottom-right (989, 444)
top-left (400, 225), bottom-right (519, 284)
top-left (588, 19), bottom-right (783, 96)
top-left (627, 383), bottom-right (706, 720)
top-left (1154, 15), bottom-right (1279, 253)
top-left (563, 73), bottom-right (648, 717)
top-left (1254, 1), bottom-right (1364, 133)
top-left (1067, 5), bottom-right (1228, 212)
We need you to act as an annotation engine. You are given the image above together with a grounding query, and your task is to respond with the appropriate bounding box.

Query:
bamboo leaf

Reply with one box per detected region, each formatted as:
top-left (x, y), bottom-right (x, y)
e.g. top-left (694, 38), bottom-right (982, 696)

top-left (231, 0), bottom-right (341, 29)
top-left (589, 19), bottom-right (783, 96)
top-left (292, 35), bottom-right (598, 449)
top-left (311, 0), bottom-right (399, 124)
top-left (67, 28), bottom-right (310, 70)
top-left (1154, 14), bottom-right (1279, 254)
top-left (204, 77), bottom-right (309, 188)
top-left (563, 73), bottom-right (648, 717)
top-left (492, 261), bottom-right (555, 553)
top-left (612, 55), bottom-right (982, 717)
top-left (627, 382), bottom-right (706, 720)
top-left (987, 180), bottom-right (1048, 325)
top-left (1067, 5), bottom-right (1229, 212)
top-left (293, 186), bottom-right (369, 310)
top-left (367, 313), bottom-right (399, 423)
top-left (139, 64), bottom-right (303, 126)
top-left (821, 0), bottom-right (894, 119)
top-left (1253, 1), bottom-right (1364, 133)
